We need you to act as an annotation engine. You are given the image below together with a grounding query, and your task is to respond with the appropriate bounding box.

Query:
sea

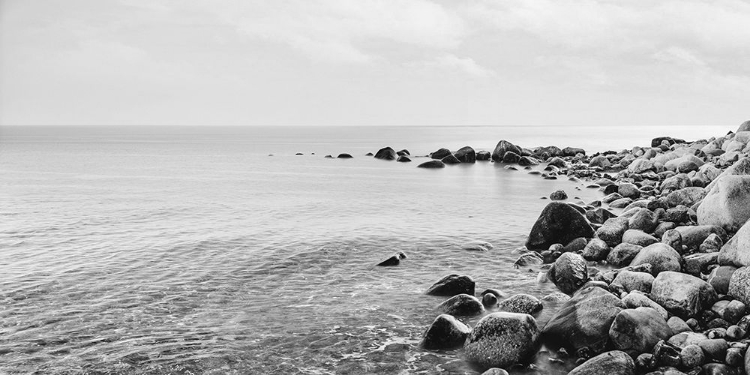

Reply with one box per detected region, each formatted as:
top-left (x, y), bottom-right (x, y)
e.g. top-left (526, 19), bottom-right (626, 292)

top-left (0, 125), bottom-right (732, 374)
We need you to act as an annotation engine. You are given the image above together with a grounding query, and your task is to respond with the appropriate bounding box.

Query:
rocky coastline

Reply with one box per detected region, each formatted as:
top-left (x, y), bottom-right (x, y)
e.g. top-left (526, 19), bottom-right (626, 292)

top-left (380, 120), bottom-right (750, 374)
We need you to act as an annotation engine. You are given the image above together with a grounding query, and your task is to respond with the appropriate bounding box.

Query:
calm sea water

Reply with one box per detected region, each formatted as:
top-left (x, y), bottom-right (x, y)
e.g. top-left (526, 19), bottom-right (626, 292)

top-left (0, 125), bottom-right (730, 374)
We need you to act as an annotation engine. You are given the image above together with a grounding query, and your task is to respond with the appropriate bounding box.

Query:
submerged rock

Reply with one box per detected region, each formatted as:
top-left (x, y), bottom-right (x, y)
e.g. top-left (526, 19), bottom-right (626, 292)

top-left (374, 147), bottom-right (396, 160)
top-left (464, 312), bottom-right (540, 368)
top-left (426, 274), bottom-right (475, 296)
top-left (430, 148), bottom-right (452, 160)
top-left (492, 140), bottom-right (522, 162)
top-left (417, 160), bottom-right (445, 169)
top-left (437, 294), bottom-right (485, 316)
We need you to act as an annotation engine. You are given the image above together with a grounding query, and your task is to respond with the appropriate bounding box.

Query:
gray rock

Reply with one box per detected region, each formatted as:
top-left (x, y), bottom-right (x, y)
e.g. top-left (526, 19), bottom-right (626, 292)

top-left (711, 300), bottom-right (745, 324)
top-left (683, 253), bottom-right (719, 276)
top-left (547, 253), bottom-right (589, 295)
top-left (728, 267), bottom-right (750, 306)
top-left (421, 314), bottom-right (471, 349)
top-left (568, 350), bottom-right (635, 375)
top-left (613, 271), bottom-right (654, 293)
top-left (542, 286), bottom-right (624, 353)
top-left (374, 147), bottom-right (396, 160)
top-left (498, 294), bottom-right (543, 315)
top-left (707, 265), bottom-right (737, 294)
top-left (661, 173), bottom-right (692, 194)
top-left (550, 190), bottom-right (568, 200)
top-left (609, 307), bottom-right (672, 354)
top-left (629, 243), bottom-right (682, 275)
top-left (583, 238), bottom-right (611, 261)
top-left (426, 274), bottom-right (475, 296)
top-left (698, 175), bottom-right (750, 232)
top-left (699, 233), bottom-right (723, 253)
top-left (430, 148), bottom-right (452, 160)
top-left (718, 220), bottom-right (750, 267)
top-left (679, 344), bottom-right (705, 368)
top-left (492, 140), bottom-right (522, 162)
top-left (621, 290), bottom-right (668, 319)
top-left (618, 183), bottom-right (641, 199)
top-left (597, 217), bottom-right (630, 247)
top-left (396, 155), bottom-right (411, 162)
top-left (607, 243), bottom-right (643, 267)
top-left (480, 369), bottom-right (509, 375)
top-left (667, 187), bottom-right (706, 208)
top-left (437, 294), bottom-right (485, 316)
top-left (622, 229), bottom-right (659, 247)
top-left (675, 225), bottom-right (727, 252)
top-left (661, 230), bottom-right (683, 253)
top-left (610, 198), bottom-right (634, 209)
top-left (441, 154), bottom-right (461, 164)
top-left (627, 208), bottom-right (659, 233)
top-left (464, 312), bottom-right (540, 368)
top-left (667, 316), bottom-right (692, 334)
top-left (586, 207), bottom-right (618, 225)
top-left (651, 271), bottom-right (718, 318)
top-left (454, 146), bottom-right (476, 163)
top-left (417, 160), bottom-right (445, 168)
top-left (525, 202), bottom-right (594, 251)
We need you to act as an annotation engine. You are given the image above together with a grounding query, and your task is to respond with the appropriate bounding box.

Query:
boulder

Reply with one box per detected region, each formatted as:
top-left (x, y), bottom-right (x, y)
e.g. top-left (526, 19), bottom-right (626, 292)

top-left (547, 253), bottom-right (589, 295)
top-left (650, 271), bottom-right (718, 318)
top-left (728, 267), bottom-right (750, 306)
top-left (421, 314), bottom-right (471, 349)
top-left (441, 154), bottom-right (461, 164)
top-left (583, 238), bottom-right (611, 261)
top-left (498, 294), bottom-right (543, 315)
top-left (525, 202), bottom-right (594, 251)
top-left (518, 156), bottom-right (539, 166)
top-left (621, 230), bottom-right (658, 247)
top-left (417, 160), bottom-right (445, 169)
top-left (629, 243), bottom-right (682, 275)
top-left (426, 274), bottom-right (475, 296)
top-left (618, 183), bottom-right (641, 199)
top-left (396, 155), bottom-right (411, 162)
top-left (597, 217), bottom-right (630, 247)
top-left (437, 294), bottom-right (485, 316)
top-left (668, 331), bottom-right (709, 349)
top-left (567, 350), bottom-right (635, 375)
top-left (661, 174), bottom-right (692, 194)
top-left (563, 147), bottom-right (586, 156)
top-left (607, 243), bottom-right (643, 267)
top-left (374, 147), bottom-right (396, 160)
top-left (609, 307), bottom-right (672, 354)
top-left (621, 290), bottom-right (668, 319)
top-left (454, 146), bottom-right (476, 163)
top-left (705, 157), bottom-right (750, 192)
top-left (589, 156), bottom-right (612, 169)
top-left (711, 300), bottom-right (745, 324)
top-left (628, 158), bottom-right (655, 174)
top-left (464, 312), bottom-right (540, 368)
top-left (674, 225), bottom-right (727, 252)
top-left (586, 208), bottom-right (617, 225)
top-left (666, 187), bottom-right (706, 208)
top-left (430, 148), bottom-right (452, 160)
top-left (542, 286), bottom-right (624, 353)
top-left (492, 140), bottom-right (522, 162)
top-left (718, 220), bottom-right (750, 267)
top-left (627, 209), bottom-right (659, 233)
top-left (739, 120), bottom-right (750, 132)
top-left (476, 150), bottom-right (491, 161)
top-left (679, 344), bottom-right (705, 368)
top-left (613, 271), bottom-right (654, 293)
top-left (698, 175), bottom-right (750, 232)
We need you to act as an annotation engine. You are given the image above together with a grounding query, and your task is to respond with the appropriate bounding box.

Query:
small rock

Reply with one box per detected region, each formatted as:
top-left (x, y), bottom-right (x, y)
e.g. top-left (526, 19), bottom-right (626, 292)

top-left (421, 314), bottom-right (471, 350)
top-left (498, 294), bottom-right (543, 315)
top-left (426, 274), bottom-right (475, 296)
top-left (437, 294), bottom-right (484, 316)
top-left (547, 253), bottom-right (589, 295)
top-left (679, 344), bottom-right (705, 368)
top-left (550, 190), bottom-right (568, 200)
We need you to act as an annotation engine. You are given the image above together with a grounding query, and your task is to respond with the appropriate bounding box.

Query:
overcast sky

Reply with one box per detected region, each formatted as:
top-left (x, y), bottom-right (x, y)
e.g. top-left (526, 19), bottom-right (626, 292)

top-left (1, 0), bottom-right (749, 126)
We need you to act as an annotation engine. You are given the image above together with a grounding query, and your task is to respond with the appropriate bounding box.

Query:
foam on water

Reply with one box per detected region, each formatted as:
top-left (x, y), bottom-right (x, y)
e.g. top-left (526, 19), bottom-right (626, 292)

top-left (0, 125), bottom-right (730, 374)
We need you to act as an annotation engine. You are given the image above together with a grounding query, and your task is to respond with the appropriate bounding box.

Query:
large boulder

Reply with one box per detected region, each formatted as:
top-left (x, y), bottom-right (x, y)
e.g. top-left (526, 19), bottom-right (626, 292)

top-left (650, 271), bottom-right (718, 318)
top-left (612, 271), bottom-right (654, 293)
top-left (728, 267), bottom-right (750, 306)
top-left (498, 294), bottom-right (543, 315)
top-left (666, 187), bottom-right (706, 208)
top-left (705, 157), bottom-right (750, 191)
top-left (674, 225), bottom-right (727, 252)
top-left (609, 307), bottom-right (672, 354)
top-left (437, 294), bottom-right (485, 316)
top-left (717, 224), bottom-right (750, 267)
top-left (525, 202), bottom-right (595, 251)
top-left (492, 140), bottom-right (522, 162)
top-left (430, 148), bottom-right (452, 160)
top-left (464, 312), bottom-right (540, 368)
top-left (426, 274), bottom-right (475, 296)
top-left (542, 286), bottom-right (624, 353)
top-left (567, 350), bottom-right (635, 375)
top-left (738, 120), bottom-right (750, 132)
top-left (698, 175), bottom-right (750, 233)
top-left (454, 146), bottom-right (476, 163)
top-left (374, 147), bottom-right (396, 160)
top-left (629, 243), bottom-right (682, 275)
top-left (547, 253), bottom-right (589, 295)
top-left (421, 314), bottom-right (471, 349)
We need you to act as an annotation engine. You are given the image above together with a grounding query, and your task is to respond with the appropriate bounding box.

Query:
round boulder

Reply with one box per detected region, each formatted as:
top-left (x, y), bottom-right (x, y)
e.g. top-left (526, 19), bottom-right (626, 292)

top-left (547, 253), bottom-right (589, 295)
top-left (525, 202), bottom-right (595, 251)
top-left (464, 312), bottom-right (540, 368)
top-left (498, 294), bottom-right (543, 315)
top-left (421, 314), bottom-right (471, 350)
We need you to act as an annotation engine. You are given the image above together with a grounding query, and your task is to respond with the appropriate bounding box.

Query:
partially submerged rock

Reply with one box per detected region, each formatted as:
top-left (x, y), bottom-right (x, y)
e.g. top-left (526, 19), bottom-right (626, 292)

top-left (464, 312), bottom-right (540, 368)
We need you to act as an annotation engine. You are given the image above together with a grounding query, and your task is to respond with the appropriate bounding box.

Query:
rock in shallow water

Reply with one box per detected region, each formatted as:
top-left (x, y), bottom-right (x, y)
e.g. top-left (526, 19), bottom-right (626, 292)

top-left (374, 147), bottom-right (396, 160)
top-left (525, 202), bottom-right (594, 251)
top-left (464, 312), bottom-right (540, 369)
top-left (437, 294), bottom-right (484, 316)
top-left (417, 160), bottom-right (445, 169)
top-left (425, 274), bottom-right (475, 296)
top-left (547, 253), bottom-right (589, 295)
top-left (421, 314), bottom-right (471, 350)
top-left (498, 294), bottom-right (543, 315)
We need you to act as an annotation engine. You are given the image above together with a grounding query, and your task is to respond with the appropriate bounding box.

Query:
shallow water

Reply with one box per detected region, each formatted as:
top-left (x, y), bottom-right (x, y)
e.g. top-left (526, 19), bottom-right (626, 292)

top-left (0, 125), bottom-right (730, 374)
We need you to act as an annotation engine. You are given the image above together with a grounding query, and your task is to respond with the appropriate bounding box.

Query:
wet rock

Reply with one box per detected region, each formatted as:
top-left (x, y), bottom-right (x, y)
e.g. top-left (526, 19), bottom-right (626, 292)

top-left (441, 154), bottom-right (461, 164)
top-left (525, 202), bottom-right (595, 251)
top-left (666, 187), bottom-right (706, 208)
top-left (698, 338), bottom-right (728, 361)
top-left (564, 237), bottom-right (588, 253)
top-left (608, 243), bottom-right (643, 267)
top-left (629, 243), bottom-right (682, 275)
top-left (426, 274), bottom-right (475, 296)
top-left (652, 340), bottom-right (682, 368)
top-left (613, 271), bottom-right (654, 293)
top-left (461, 241), bottom-right (493, 251)
top-left (629, 158), bottom-right (656, 174)
top-left (627, 208), bottom-right (659, 233)
top-left (610, 198), bottom-right (634, 209)
top-left (568, 350), bottom-right (635, 375)
top-left (583, 238), bottom-right (610, 261)
top-left (718, 220), bottom-right (750, 267)
top-left (437, 294), bottom-right (485, 316)
top-left (618, 183), bottom-right (641, 199)
top-left (707, 266), bottom-right (737, 294)
top-left (725, 348), bottom-right (744, 368)
top-left (711, 300), bottom-right (745, 324)
top-left (586, 207), bottom-right (617, 225)
top-left (563, 147), bottom-right (586, 157)
top-left (498, 294), bottom-right (543, 315)
top-left (519, 156), bottom-right (540, 166)
top-left (661, 173), bottom-right (692, 194)
top-left (514, 251), bottom-right (543, 268)
top-left (492, 140), bottom-right (522, 162)
top-left (476, 150), bottom-right (491, 161)
top-left (464, 312), bottom-right (540, 368)
top-left (396, 149), bottom-right (410, 156)
top-left (377, 252), bottom-right (407, 266)
top-left (651, 271), bottom-right (718, 318)
top-left (609, 307), bottom-right (672, 354)
top-left (417, 160), bottom-right (445, 169)
top-left (698, 176), bottom-right (750, 232)
top-left (421, 314), bottom-right (471, 350)
top-left (655, 222), bottom-right (678, 239)
top-left (542, 286), bottom-right (624, 353)
top-left (480, 369), bottom-right (509, 375)
top-left (603, 192), bottom-right (624, 204)
top-left (482, 293), bottom-right (498, 308)
top-left (550, 190), bottom-right (568, 200)
top-left (454, 146), bottom-right (476, 163)
top-left (597, 217), bottom-right (630, 247)
top-left (622, 229), bottom-right (659, 247)
top-left (622, 291), bottom-right (668, 319)
top-left (374, 147), bottom-right (397, 160)
top-left (661, 230), bottom-right (683, 253)
top-left (547, 253), bottom-right (589, 295)
top-left (396, 155), bottom-right (411, 162)
top-left (589, 156), bottom-right (612, 169)
top-left (430, 148), bottom-right (452, 160)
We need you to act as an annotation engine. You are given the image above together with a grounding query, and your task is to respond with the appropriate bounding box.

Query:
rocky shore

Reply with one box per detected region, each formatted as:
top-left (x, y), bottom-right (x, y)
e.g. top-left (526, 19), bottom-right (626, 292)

top-left (389, 120), bottom-right (750, 374)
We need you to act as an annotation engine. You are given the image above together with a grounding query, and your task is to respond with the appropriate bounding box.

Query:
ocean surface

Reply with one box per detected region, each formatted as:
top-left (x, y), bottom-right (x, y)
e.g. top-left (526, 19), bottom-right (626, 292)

top-left (0, 125), bottom-right (731, 374)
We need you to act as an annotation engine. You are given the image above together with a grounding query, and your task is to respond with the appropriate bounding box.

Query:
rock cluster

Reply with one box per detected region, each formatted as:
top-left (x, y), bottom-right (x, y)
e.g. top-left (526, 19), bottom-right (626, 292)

top-left (418, 121), bottom-right (750, 374)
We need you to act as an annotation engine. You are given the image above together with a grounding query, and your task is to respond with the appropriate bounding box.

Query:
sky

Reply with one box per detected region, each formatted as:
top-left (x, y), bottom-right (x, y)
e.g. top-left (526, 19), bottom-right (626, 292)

top-left (1, 0), bottom-right (749, 126)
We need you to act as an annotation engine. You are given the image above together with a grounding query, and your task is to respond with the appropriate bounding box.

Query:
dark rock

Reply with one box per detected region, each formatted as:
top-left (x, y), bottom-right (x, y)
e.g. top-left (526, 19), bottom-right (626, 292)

top-left (476, 150), bottom-right (491, 161)
top-left (586, 208), bottom-right (617, 225)
top-left (550, 190), bottom-right (568, 200)
top-left (608, 243), bottom-right (643, 267)
top-left (683, 253), bottom-right (719, 276)
top-left (417, 160), bottom-right (445, 169)
top-left (597, 218), bottom-right (630, 247)
top-left (563, 147), bottom-right (586, 156)
top-left (526, 202), bottom-right (594, 251)
top-left (667, 317), bottom-right (691, 335)
top-left (629, 243), bottom-right (682, 275)
top-left (618, 183), bottom-right (641, 199)
top-left (502, 151), bottom-right (521, 163)
top-left (482, 293), bottom-right (498, 308)
top-left (627, 208), bottom-right (659, 233)
top-left (699, 176), bottom-right (750, 233)
top-left (609, 307), bottom-right (672, 354)
top-left (583, 238), bottom-right (610, 261)
top-left (454, 146), bottom-right (476, 163)
top-left (337, 153), bottom-right (353, 159)
top-left (397, 155), bottom-right (411, 162)
top-left (396, 149), bottom-right (410, 156)
top-left (374, 147), bottom-right (396, 160)
top-left (651, 271), bottom-right (718, 318)
top-left (518, 156), bottom-right (540, 166)
top-left (547, 253), bottom-right (589, 295)
top-left (567, 350), bottom-right (635, 375)
top-left (707, 266), bottom-right (736, 294)
top-left (426, 274), bottom-right (475, 296)
top-left (666, 187), bottom-right (706, 208)
top-left (421, 314), bottom-right (471, 350)
top-left (365, 152), bottom-right (374, 156)
top-left (542, 286), bottom-right (624, 353)
top-left (498, 294), bottom-right (543, 315)
top-left (698, 338), bottom-right (728, 361)
top-left (437, 294), bottom-right (484, 316)
top-left (513, 252), bottom-right (543, 268)
top-left (464, 312), bottom-right (540, 368)
top-left (441, 154), bottom-right (461, 164)
top-left (377, 252), bottom-right (406, 266)
top-left (430, 148), bottom-right (452, 160)
top-left (492, 140), bottom-right (522, 162)
top-left (652, 340), bottom-right (681, 368)
top-left (711, 300), bottom-right (745, 324)
top-left (661, 230), bottom-right (683, 253)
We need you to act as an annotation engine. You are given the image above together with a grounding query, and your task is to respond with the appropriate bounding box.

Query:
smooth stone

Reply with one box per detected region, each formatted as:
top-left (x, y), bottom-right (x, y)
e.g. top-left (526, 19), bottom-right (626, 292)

top-left (513, 252), bottom-right (543, 268)
top-left (464, 312), bottom-right (540, 368)
top-left (441, 154), bottom-right (461, 164)
top-left (629, 243), bottom-right (682, 275)
top-left (547, 253), bottom-right (589, 295)
top-left (711, 300), bottom-right (745, 324)
top-left (430, 148), bottom-right (452, 160)
top-left (621, 290), bottom-right (668, 320)
top-left (725, 348), bottom-right (744, 368)
top-left (476, 150), bottom-right (491, 161)
top-left (666, 187), bottom-right (706, 208)
top-left (698, 175), bottom-right (750, 232)
top-left (726, 325), bottom-right (745, 340)
top-left (491, 140), bottom-right (522, 162)
top-left (396, 149), bottom-right (410, 156)
top-left (675, 225), bottom-right (727, 252)
top-left (667, 317), bottom-right (692, 334)
top-left (679, 344), bottom-right (704, 368)
top-left (651, 271), bottom-right (718, 318)
top-left (618, 183), bottom-right (641, 199)
top-left (377, 253), bottom-right (404, 266)
top-left (417, 160), bottom-right (445, 169)
top-left (707, 266), bottom-right (737, 294)
top-left (461, 241), bottom-right (494, 252)
top-left (628, 208), bottom-right (659, 233)
top-left (550, 190), bottom-right (568, 200)
top-left (425, 274), bottom-right (475, 296)
top-left (607, 243), bottom-right (643, 267)
top-left (603, 192), bottom-right (624, 204)
top-left (374, 147), bottom-right (396, 160)
top-left (610, 198), bottom-right (634, 209)
top-left (480, 369), bottom-right (509, 375)
top-left (622, 230), bottom-right (659, 247)
top-left (396, 155), bottom-right (411, 162)
top-left (454, 146), bottom-right (476, 163)
top-left (582, 238), bottom-right (611, 261)
top-left (683, 252), bottom-right (719, 276)
top-left (697, 338), bottom-right (728, 361)
top-left (661, 173), bottom-right (693, 193)
top-left (718, 220), bottom-right (750, 267)
top-left (541, 292), bottom-right (571, 303)
top-left (728, 267), bottom-right (750, 306)
top-left (568, 350), bottom-right (635, 375)
top-left (661, 230), bottom-right (683, 253)
top-left (337, 153), bottom-right (353, 159)
top-left (667, 332), bottom-right (709, 349)
top-left (498, 294), bottom-right (543, 315)
top-left (614, 271), bottom-right (654, 294)
top-left (437, 294), bottom-right (484, 316)
top-left (609, 307), bottom-right (672, 354)
top-left (597, 217), bottom-right (630, 247)
top-left (542, 286), bottom-right (624, 353)
top-left (421, 314), bottom-right (471, 350)
top-left (482, 293), bottom-right (498, 308)
top-left (525, 202), bottom-right (594, 251)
